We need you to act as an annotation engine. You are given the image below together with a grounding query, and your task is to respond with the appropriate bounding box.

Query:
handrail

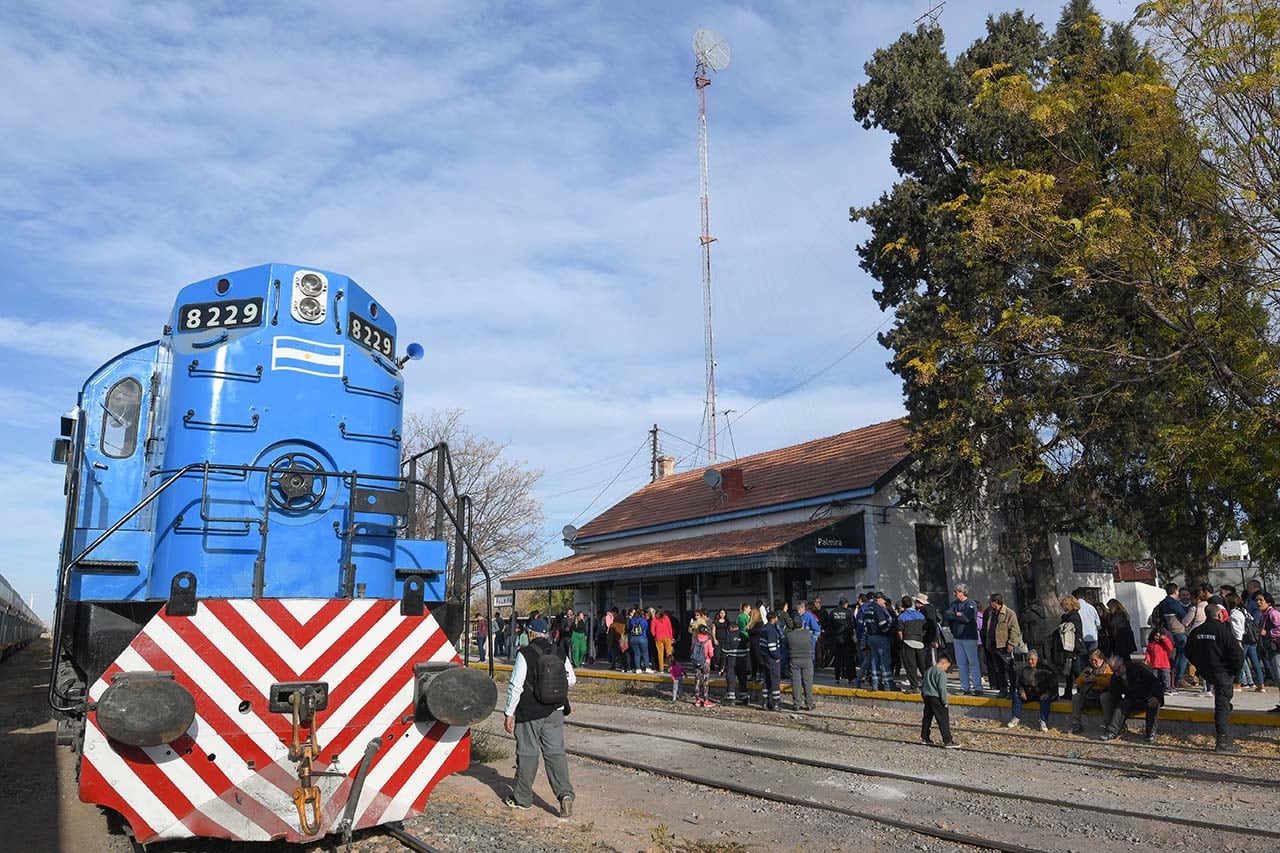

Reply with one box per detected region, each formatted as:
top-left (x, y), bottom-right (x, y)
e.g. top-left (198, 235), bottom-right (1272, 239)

top-left (49, 460), bottom-right (497, 713)
top-left (49, 462), bottom-right (206, 713)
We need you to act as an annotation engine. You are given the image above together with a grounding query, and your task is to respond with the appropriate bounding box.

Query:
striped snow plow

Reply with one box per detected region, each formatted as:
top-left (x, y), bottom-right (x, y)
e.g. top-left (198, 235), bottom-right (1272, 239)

top-left (80, 598), bottom-right (491, 844)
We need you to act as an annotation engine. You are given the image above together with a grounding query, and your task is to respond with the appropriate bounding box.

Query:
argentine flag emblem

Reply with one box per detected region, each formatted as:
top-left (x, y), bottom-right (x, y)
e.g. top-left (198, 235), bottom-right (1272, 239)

top-left (271, 336), bottom-right (344, 377)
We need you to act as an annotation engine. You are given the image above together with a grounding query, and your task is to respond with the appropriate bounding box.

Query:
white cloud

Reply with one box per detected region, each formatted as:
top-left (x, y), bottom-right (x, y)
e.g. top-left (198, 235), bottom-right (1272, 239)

top-left (0, 0), bottom-right (1083, 583)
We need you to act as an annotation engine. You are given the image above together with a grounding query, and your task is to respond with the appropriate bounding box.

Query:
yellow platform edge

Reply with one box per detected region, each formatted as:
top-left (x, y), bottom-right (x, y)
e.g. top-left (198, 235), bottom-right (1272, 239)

top-left (468, 660), bottom-right (1280, 728)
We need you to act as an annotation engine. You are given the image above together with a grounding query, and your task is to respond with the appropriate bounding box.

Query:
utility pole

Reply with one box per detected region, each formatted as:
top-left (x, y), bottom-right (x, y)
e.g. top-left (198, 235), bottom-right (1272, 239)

top-left (650, 424), bottom-right (660, 482)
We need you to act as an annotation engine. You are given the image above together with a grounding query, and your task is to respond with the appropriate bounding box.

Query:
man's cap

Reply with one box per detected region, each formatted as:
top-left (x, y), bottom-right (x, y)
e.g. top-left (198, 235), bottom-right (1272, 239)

top-left (838, 596), bottom-right (849, 605)
top-left (526, 617), bottom-right (549, 634)
top-left (913, 592), bottom-right (929, 605)
top-left (874, 591), bottom-right (889, 601)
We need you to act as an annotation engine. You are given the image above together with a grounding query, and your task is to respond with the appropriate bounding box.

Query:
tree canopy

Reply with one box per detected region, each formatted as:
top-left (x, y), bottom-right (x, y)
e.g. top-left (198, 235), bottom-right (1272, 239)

top-left (852, 0), bottom-right (1277, 590)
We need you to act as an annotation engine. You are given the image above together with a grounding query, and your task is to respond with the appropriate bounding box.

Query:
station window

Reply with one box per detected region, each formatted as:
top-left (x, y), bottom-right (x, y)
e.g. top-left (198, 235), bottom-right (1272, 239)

top-left (101, 377), bottom-right (142, 458)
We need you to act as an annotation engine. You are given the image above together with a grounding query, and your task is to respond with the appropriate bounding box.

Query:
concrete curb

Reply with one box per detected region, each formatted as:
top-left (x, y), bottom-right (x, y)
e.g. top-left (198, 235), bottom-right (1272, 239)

top-left (470, 660), bottom-right (1280, 731)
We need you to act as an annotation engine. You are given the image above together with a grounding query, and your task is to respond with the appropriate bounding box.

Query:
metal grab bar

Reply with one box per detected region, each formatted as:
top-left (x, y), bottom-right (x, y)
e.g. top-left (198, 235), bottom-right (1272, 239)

top-left (188, 360), bottom-right (264, 382)
top-left (338, 422), bottom-right (400, 443)
top-left (341, 375), bottom-right (401, 402)
top-left (184, 410), bottom-right (260, 431)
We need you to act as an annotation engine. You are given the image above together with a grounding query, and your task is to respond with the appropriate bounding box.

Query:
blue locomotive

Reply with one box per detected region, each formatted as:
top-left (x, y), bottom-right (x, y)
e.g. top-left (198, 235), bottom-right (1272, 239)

top-left (49, 263), bottom-right (495, 845)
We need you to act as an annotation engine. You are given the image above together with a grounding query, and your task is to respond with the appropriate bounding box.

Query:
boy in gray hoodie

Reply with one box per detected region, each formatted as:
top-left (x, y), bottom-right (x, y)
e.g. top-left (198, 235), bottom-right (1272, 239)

top-left (921, 653), bottom-right (960, 748)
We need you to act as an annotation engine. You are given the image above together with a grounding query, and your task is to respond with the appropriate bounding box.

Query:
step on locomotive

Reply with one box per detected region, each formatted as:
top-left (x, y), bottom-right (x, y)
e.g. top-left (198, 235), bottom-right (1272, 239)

top-left (48, 263), bottom-right (496, 845)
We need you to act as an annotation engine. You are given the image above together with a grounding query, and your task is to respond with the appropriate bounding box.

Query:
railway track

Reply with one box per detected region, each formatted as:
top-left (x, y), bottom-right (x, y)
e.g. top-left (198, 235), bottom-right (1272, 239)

top-left (798, 700), bottom-right (1280, 761)
top-left (558, 713), bottom-right (1280, 843)
top-left (705, 701), bottom-right (1279, 789)
top-left (125, 824), bottom-right (444, 853)
top-left (598, 675), bottom-right (1280, 764)
top-left (482, 702), bottom-right (1275, 853)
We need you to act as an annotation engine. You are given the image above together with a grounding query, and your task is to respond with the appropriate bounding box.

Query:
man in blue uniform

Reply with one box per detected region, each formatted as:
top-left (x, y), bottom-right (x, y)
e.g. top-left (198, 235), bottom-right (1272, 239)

top-left (760, 610), bottom-right (784, 711)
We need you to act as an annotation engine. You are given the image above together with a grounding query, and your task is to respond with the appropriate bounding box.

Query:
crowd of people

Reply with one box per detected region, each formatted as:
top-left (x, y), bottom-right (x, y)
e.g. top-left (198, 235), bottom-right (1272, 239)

top-left (479, 579), bottom-right (1280, 752)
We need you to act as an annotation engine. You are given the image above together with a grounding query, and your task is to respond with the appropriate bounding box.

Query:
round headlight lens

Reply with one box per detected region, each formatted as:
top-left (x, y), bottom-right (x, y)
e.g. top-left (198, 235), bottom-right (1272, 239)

top-left (298, 296), bottom-right (323, 320)
top-left (299, 273), bottom-right (324, 296)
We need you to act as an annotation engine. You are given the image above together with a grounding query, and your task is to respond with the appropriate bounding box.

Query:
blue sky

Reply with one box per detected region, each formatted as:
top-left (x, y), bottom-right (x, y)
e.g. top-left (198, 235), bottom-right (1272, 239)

top-left (0, 0), bottom-right (1126, 620)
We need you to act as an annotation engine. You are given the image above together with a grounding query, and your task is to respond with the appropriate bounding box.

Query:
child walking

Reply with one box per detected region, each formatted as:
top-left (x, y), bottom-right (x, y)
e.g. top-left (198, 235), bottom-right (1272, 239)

top-left (669, 659), bottom-right (685, 702)
top-left (1145, 627), bottom-right (1175, 691)
top-left (921, 653), bottom-right (959, 748)
top-left (692, 625), bottom-right (717, 707)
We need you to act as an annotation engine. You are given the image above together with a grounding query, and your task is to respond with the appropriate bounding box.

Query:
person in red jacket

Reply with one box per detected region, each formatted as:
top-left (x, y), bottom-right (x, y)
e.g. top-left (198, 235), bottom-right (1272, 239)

top-left (1145, 627), bottom-right (1175, 691)
top-left (651, 608), bottom-right (675, 672)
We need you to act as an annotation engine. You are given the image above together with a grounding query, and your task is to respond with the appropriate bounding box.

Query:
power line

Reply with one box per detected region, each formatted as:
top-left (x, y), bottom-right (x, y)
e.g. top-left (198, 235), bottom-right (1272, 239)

top-left (726, 315), bottom-right (891, 430)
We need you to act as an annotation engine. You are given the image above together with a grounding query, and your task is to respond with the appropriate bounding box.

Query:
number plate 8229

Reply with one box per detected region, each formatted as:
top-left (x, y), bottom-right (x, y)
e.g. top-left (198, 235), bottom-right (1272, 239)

top-left (178, 298), bottom-right (264, 332)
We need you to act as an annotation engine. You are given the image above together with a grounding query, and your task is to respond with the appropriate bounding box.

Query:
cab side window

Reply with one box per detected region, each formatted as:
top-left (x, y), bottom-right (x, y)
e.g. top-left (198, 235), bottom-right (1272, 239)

top-left (101, 378), bottom-right (142, 458)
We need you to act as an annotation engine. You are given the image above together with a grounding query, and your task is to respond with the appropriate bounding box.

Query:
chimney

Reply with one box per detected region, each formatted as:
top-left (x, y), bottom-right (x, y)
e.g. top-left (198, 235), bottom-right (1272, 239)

top-left (656, 455), bottom-right (676, 479)
top-left (721, 467), bottom-right (747, 499)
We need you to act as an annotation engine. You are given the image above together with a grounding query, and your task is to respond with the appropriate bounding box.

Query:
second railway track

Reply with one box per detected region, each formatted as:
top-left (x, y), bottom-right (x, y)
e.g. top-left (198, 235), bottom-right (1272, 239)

top-left (483, 699), bottom-right (1279, 852)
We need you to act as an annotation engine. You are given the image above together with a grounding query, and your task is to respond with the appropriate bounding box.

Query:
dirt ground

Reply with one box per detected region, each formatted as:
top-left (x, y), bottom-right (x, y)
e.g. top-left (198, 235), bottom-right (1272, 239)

top-left (0, 640), bottom-right (132, 853)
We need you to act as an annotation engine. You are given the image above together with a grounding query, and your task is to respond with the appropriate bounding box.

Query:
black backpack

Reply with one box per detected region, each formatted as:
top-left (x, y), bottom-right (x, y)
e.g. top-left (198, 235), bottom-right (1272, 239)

top-left (1241, 609), bottom-right (1261, 645)
top-left (531, 645), bottom-right (569, 706)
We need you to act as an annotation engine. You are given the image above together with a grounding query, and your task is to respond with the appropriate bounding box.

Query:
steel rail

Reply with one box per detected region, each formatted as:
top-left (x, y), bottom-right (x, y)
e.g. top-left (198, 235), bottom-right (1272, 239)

top-left (561, 717), bottom-right (1280, 842)
top-left (485, 729), bottom-right (1042, 853)
top-left (799, 703), bottom-right (1280, 763)
top-left (386, 824), bottom-right (446, 853)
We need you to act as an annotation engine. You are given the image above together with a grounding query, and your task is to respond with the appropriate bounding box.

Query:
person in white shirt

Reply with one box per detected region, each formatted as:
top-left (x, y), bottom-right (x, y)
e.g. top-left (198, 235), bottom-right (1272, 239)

top-left (503, 617), bottom-right (577, 816)
top-left (1072, 588), bottom-right (1101, 675)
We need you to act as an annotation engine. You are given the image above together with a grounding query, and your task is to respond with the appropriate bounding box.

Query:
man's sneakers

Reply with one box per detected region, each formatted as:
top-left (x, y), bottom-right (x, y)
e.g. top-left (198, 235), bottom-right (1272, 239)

top-left (559, 796), bottom-right (574, 818)
top-left (920, 738), bottom-right (933, 746)
top-left (1005, 718), bottom-right (1020, 729)
top-left (504, 796), bottom-right (531, 810)
top-left (1038, 720), bottom-right (1049, 733)
top-left (1216, 739), bottom-right (1242, 753)
top-left (941, 741), bottom-right (961, 749)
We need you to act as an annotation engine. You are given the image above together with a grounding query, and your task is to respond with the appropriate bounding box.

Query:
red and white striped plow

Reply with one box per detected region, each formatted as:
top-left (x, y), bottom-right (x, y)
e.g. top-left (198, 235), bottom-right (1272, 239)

top-left (81, 599), bottom-right (473, 844)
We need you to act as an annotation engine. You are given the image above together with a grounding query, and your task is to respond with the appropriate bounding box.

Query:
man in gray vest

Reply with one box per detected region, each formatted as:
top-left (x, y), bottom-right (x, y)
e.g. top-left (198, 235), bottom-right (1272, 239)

top-left (503, 617), bottom-right (577, 815)
top-left (789, 600), bottom-right (819, 711)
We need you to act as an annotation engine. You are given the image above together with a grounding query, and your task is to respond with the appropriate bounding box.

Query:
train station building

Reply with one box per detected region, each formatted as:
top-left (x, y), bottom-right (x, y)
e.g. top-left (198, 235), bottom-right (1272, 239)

top-left (501, 419), bottom-right (1115, 622)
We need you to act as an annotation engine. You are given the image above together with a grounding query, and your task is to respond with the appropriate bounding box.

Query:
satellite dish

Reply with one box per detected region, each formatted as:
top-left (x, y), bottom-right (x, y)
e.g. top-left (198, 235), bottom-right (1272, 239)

top-left (694, 28), bottom-right (731, 72)
top-left (561, 524), bottom-right (579, 543)
top-left (703, 468), bottom-right (723, 489)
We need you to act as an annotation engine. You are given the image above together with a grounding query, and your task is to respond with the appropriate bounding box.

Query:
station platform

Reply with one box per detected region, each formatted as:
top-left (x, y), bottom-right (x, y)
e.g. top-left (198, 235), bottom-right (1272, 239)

top-left (469, 656), bottom-right (1280, 732)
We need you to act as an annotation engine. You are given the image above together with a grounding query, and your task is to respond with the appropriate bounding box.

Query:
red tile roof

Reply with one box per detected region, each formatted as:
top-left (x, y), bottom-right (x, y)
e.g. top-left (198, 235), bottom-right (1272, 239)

top-left (502, 518), bottom-right (838, 588)
top-left (575, 419), bottom-right (909, 540)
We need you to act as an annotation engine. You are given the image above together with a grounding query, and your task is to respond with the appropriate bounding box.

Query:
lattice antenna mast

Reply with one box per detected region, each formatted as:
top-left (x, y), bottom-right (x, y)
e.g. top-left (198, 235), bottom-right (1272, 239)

top-left (694, 28), bottom-right (730, 465)
top-left (914, 0), bottom-right (946, 26)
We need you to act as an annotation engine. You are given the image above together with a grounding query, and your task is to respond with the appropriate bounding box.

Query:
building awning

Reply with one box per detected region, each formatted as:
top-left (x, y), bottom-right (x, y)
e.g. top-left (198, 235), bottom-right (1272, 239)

top-left (502, 516), bottom-right (863, 590)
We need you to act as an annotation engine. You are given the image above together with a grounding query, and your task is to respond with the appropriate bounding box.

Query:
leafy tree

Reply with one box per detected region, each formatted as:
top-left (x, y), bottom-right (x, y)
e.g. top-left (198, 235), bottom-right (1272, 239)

top-left (853, 1), bottom-right (1267, 590)
top-left (401, 409), bottom-right (545, 582)
top-left (1137, 0), bottom-right (1280, 297)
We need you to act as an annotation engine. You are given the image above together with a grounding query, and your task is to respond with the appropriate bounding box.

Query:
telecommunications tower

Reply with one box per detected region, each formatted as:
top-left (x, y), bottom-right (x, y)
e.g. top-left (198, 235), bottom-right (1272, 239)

top-left (694, 27), bottom-right (730, 464)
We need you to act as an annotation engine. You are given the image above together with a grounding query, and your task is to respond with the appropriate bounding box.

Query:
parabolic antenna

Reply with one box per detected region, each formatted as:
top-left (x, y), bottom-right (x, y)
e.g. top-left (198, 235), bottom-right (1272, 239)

top-left (562, 524), bottom-right (579, 543)
top-left (694, 28), bottom-right (730, 71)
top-left (703, 468), bottom-right (723, 489)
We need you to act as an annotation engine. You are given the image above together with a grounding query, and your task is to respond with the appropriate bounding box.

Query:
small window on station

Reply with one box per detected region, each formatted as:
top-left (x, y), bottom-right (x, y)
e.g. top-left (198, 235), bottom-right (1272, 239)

top-left (101, 378), bottom-right (142, 458)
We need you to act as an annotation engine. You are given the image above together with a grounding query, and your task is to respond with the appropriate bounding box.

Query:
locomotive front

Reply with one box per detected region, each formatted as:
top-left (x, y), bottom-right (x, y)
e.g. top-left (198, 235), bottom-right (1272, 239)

top-left (49, 264), bottom-right (495, 845)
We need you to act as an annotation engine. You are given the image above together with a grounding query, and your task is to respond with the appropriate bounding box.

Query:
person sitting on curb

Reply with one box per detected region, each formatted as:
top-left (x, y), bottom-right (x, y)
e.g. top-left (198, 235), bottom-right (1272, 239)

top-left (1102, 655), bottom-right (1164, 744)
top-left (1068, 647), bottom-right (1114, 736)
top-left (1007, 649), bottom-right (1057, 732)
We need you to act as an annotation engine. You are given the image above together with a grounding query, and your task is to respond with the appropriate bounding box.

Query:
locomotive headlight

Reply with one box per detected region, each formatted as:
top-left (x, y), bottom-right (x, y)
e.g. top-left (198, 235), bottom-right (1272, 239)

top-left (297, 296), bottom-right (323, 321)
top-left (298, 272), bottom-right (325, 296)
top-left (291, 270), bottom-right (328, 324)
